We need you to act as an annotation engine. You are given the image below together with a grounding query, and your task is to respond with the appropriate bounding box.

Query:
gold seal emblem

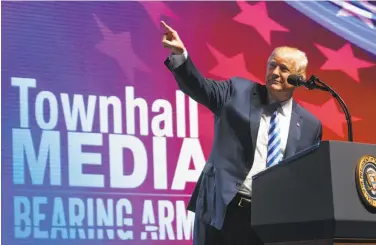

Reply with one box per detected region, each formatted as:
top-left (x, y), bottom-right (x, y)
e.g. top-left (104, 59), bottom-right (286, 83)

top-left (355, 155), bottom-right (376, 211)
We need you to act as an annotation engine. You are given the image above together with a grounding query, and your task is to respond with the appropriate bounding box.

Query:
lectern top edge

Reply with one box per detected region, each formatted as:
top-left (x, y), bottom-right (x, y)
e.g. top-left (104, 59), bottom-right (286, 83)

top-left (252, 141), bottom-right (321, 180)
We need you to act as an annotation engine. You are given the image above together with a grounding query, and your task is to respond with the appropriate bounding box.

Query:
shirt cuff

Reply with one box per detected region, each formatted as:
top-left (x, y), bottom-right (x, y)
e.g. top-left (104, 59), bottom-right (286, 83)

top-left (168, 50), bottom-right (188, 69)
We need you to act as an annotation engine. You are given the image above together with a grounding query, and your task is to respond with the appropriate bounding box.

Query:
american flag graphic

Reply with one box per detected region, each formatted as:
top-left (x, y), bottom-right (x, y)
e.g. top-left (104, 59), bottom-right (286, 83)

top-left (287, 1), bottom-right (376, 55)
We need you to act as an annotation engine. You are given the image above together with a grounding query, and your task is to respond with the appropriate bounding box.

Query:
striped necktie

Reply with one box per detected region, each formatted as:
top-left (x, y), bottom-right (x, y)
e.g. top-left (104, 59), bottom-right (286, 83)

top-left (266, 109), bottom-right (282, 167)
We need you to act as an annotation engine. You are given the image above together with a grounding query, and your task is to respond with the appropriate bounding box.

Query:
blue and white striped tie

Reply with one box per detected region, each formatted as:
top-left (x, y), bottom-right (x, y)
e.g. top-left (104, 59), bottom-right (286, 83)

top-left (266, 109), bottom-right (282, 168)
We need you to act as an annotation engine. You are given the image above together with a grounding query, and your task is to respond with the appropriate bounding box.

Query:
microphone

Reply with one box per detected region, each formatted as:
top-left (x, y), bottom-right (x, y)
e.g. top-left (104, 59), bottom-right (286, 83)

top-left (287, 75), bottom-right (306, 87)
top-left (287, 74), bottom-right (328, 91)
top-left (287, 74), bottom-right (353, 142)
top-left (287, 74), bottom-right (306, 87)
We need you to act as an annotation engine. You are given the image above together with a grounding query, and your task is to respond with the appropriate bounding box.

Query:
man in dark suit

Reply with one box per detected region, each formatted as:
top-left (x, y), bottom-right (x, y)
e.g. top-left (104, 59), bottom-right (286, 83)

top-left (161, 21), bottom-right (322, 245)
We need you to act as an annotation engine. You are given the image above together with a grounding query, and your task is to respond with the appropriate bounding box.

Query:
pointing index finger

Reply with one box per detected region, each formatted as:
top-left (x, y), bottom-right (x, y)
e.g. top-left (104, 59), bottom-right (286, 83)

top-left (161, 21), bottom-right (174, 33)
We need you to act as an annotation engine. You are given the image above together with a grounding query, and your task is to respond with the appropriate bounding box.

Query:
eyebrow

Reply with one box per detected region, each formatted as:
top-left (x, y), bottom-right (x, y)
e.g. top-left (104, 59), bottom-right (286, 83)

top-left (280, 64), bottom-right (290, 70)
top-left (269, 61), bottom-right (291, 71)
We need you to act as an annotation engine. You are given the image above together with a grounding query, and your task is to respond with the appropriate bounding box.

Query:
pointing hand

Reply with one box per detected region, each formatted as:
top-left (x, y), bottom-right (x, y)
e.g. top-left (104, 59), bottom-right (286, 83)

top-left (161, 21), bottom-right (186, 55)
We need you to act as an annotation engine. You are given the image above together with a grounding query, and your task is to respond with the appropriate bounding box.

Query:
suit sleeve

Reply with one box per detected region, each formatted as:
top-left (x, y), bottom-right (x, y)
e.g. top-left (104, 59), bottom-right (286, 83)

top-left (165, 54), bottom-right (232, 113)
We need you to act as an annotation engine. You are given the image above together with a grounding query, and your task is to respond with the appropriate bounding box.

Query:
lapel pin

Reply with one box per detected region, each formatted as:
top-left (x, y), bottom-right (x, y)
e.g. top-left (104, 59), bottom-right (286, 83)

top-left (297, 122), bottom-right (300, 127)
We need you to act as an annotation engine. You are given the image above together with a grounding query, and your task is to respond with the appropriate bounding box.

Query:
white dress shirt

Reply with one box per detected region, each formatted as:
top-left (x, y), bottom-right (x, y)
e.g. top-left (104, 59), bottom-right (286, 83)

top-left (168, 50), bottom-right (293, 197)
top-left (238, 99), bottom-right (293, 196)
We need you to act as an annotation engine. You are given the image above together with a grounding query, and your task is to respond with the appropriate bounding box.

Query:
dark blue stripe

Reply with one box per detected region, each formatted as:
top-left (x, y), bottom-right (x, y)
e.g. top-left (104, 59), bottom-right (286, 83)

top-left (267, 138), bottom-right (281, 156)
top-left (268, 131), bottom-right (278, 146)
top-left (267, 149), bottom-right (281, 167)
top-left (268, 121), bottom-right (277, 134)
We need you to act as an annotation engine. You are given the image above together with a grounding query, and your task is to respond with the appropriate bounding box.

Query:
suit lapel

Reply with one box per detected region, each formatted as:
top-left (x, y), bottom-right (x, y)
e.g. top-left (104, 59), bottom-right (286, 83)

top-left (284, 100), bottom-right (302, 159)
top-left (249, 84), bottom-right (265, 155)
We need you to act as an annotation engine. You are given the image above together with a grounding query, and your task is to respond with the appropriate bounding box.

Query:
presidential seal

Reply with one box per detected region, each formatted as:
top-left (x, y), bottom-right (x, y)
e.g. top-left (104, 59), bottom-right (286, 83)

top-left (355, 155), bottom-right (376, 211)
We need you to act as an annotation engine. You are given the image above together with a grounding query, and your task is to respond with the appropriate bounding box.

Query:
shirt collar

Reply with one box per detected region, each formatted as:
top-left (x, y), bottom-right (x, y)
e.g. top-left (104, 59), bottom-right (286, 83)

top-left (267, 97), bottom-right (293, 117)
top-left (278, 97), bottom-right (293, 116)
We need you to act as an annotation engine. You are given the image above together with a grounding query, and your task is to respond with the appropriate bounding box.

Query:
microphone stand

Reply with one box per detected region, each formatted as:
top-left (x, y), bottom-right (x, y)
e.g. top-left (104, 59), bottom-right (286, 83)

top-left (304, 75), bottom-right (353, 142)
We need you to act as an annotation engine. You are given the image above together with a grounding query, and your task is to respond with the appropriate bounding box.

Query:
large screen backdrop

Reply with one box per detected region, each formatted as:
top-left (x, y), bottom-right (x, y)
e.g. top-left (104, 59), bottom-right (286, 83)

top-left (2, 1), bottom-right (376, 245)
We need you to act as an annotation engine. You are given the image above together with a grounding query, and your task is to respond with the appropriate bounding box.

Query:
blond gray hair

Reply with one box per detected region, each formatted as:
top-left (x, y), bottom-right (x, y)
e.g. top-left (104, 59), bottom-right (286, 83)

top-left (268, 46), bottom-right (308, 79)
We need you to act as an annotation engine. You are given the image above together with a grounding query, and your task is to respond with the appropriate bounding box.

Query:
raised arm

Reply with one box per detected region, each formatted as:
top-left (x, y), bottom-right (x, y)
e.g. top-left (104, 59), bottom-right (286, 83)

top-left (161, 21), bottom-right (232, 113)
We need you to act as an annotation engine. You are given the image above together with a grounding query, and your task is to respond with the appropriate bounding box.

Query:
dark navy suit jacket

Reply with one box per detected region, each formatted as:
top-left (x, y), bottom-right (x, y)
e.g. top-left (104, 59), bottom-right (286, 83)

top-left (165, 55), bottom-right (322, 230)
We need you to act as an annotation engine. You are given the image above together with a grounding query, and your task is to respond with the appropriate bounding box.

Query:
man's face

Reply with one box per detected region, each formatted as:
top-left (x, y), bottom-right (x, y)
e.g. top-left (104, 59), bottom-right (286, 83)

top-left (265, 51), bottom-right (299, 94)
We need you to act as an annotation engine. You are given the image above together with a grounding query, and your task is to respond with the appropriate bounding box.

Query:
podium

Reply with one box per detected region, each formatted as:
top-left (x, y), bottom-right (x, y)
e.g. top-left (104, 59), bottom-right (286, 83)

top-left (251, 141), bottom-right (376, 245)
